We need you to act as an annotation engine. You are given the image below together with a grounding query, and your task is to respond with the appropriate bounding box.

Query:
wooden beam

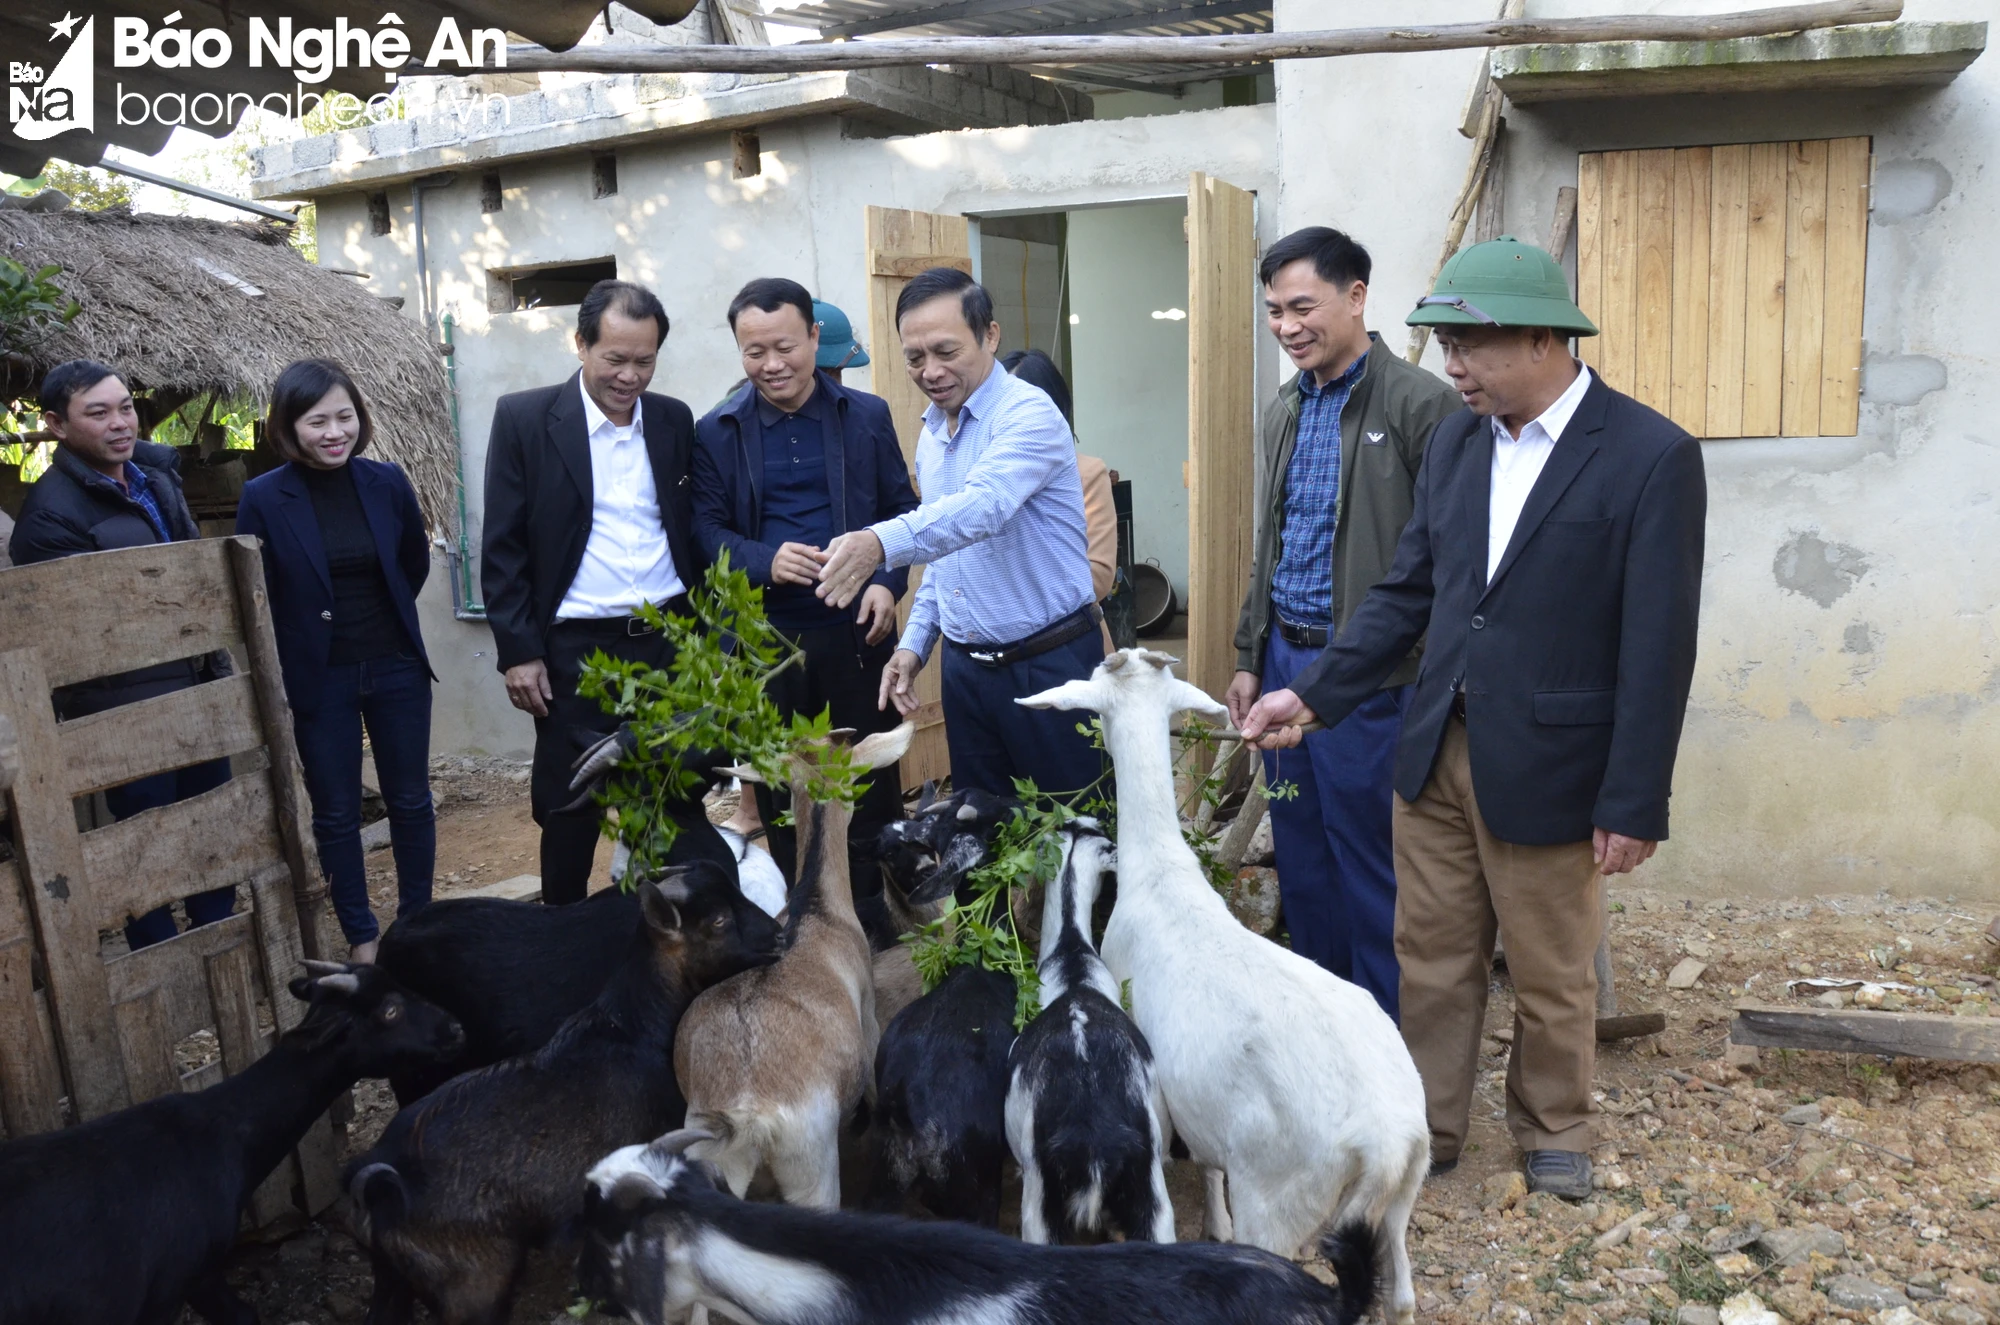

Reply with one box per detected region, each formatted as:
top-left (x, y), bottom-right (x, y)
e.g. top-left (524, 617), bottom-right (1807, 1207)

top-left (1731, 999), bottom-right (2000, 1065)
top-left (487, 0), bottom-right (1900, 73)
top-left (0, 713), bottom-right (16, 794)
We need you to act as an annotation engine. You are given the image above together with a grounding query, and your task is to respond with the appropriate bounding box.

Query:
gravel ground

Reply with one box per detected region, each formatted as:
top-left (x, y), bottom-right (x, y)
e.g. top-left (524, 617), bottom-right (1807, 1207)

top-left (210, 766), bottom-right (2000, 1324)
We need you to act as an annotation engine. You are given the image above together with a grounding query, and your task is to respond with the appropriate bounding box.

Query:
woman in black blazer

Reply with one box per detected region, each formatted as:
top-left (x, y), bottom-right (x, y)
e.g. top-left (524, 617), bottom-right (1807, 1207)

top-left (237, 360), bottom-right (436, 963)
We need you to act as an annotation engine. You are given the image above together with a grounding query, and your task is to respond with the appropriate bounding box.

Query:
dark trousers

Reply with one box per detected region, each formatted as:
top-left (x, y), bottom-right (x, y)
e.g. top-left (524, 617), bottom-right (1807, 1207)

top-left (533, 620), bottom-right (675, 906)
top-left (1261, 630), bottom-right (1409, 1020)
top-left (753, 622), bottom-right (902, 886)
top-left (292, 654), bottom-right (436, 945)
top-left (940, 627), bottom-right (1105, 799)
top-left (108, 759), bottom-right (236, 951)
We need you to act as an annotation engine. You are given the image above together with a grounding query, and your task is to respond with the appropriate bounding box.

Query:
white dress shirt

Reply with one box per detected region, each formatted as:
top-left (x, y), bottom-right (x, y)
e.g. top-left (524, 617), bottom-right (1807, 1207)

top-left (555, 378), bottom-right (685, 620)
top-left (1487, 363), bottom-right (1592, 584)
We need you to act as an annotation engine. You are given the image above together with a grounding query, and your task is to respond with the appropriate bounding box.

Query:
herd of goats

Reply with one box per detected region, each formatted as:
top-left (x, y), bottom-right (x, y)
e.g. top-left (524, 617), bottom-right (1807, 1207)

top-left (0, 650), bottom-right (1435, 1325)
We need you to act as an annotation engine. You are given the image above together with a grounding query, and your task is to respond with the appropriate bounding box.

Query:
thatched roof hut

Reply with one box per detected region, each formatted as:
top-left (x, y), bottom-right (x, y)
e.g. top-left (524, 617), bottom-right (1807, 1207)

top-left (0, 207), bottom-right (457, 532)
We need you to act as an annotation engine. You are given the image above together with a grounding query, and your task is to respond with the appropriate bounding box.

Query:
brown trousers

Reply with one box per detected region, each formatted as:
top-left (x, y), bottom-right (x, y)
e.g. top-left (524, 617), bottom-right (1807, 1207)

top-left (1393, 716), bottom-right (1604, 1158)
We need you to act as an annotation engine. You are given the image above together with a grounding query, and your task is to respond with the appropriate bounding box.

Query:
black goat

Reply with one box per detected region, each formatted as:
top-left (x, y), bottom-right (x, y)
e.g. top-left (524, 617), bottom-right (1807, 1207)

top-left (0, 963), bottom-right (462, 1325)
top-left (1007, 820), bottom-right (1172, 1244)
top-left (872, 963), bottom-right (1018, 1227)
top-left (580, 1128), bottom-right (1381, 1325)
top-left (375, 757), bottom-right (738, 1104)
top-left (348, 865), bottom-right (780, 1325)
top-left (874, 787), bottom-right (1022, 909)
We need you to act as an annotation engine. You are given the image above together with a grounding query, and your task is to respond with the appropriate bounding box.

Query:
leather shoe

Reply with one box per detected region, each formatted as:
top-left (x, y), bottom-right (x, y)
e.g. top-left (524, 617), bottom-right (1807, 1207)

top-left (1524, 1149), bottom-right (1593, 1199)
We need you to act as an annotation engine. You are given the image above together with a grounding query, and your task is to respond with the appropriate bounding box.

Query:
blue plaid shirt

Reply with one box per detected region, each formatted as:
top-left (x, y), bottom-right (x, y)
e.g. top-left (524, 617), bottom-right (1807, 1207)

top-left (873, 365), bottom-right (1093, 658)
top-left (119, 460), bottom-right (173, 543)
top-left (1269, 349), bottom-right (1369, 626)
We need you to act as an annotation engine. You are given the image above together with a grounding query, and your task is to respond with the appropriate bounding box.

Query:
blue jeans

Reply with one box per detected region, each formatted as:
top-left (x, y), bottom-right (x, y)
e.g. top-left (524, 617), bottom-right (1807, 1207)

top-left (940, 627), bottom-right (1105, 800)
top-left (291, 654), bottom-right (436, 945)
top-left (1261, 631), bottom-right (1409, 1020)
top-left (108, 759), bottom-right (238, 951)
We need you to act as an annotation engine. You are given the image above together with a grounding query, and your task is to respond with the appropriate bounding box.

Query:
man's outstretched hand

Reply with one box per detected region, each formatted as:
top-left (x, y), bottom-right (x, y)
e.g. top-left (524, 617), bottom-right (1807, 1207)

top-left (815, 530), bottom-right (886, 609)
top-left (1239, 687), bottom-right (1317, 750)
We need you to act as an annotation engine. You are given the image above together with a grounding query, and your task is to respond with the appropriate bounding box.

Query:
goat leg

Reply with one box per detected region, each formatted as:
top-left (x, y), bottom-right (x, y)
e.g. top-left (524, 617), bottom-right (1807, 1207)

top-left (1201, 1166), bottom-right (1233, 1243)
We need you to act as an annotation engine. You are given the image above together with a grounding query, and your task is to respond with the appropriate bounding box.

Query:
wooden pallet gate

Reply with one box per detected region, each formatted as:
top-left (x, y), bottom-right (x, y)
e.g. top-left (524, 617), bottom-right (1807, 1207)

top-left (0, 536), bottom-right (341, 1224)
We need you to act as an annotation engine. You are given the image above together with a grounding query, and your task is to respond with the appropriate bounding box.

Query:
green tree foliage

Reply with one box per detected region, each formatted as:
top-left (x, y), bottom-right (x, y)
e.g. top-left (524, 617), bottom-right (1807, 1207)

top-left (0, 255), bottom-right (79, 351)
top-left (36, 163), bottom-right (138, 212)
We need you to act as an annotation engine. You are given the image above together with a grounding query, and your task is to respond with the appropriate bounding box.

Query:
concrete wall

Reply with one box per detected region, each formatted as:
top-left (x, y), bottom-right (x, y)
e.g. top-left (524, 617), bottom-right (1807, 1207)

top-left (316, 104), bottom-right (1278, 758)
top-left (1277, 0), bottom-right (2000, 899)
top-left (1068, 200), bottom-right (1193, 598)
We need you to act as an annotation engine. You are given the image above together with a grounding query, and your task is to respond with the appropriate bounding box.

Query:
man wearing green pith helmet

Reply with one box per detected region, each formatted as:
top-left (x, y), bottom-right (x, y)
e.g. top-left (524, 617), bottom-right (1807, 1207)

top-left (1242, 237), bottom-right (1708, 1200)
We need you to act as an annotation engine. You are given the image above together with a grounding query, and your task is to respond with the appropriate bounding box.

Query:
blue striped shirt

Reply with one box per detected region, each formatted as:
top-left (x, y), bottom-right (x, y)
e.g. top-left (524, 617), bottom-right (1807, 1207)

top-left (121, 460), bottom-right (173, 543)
top-left (1269, 349), bottom-right (1368, 626)
top-left (872, 365), bottom-right (1093, 659)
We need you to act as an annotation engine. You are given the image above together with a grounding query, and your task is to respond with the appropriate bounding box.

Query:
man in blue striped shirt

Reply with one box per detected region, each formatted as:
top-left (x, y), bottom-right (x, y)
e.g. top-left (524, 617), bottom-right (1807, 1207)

top-left (813, 267), bottom-right (1102, 796)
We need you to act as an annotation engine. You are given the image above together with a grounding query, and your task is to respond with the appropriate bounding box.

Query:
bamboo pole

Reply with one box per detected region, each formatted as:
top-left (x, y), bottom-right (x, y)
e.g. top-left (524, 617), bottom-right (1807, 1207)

top-left (483, 0), bottom-right (1898, 74)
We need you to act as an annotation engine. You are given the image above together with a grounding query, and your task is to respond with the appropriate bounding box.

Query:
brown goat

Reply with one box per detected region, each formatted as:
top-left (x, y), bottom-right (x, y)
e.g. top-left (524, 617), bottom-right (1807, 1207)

top-left (673, 723), bottom-right (914, 1209)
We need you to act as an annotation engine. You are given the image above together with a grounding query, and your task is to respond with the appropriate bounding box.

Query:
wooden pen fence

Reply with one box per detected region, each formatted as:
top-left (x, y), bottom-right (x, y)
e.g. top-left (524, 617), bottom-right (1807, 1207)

top-left (0, 536), bottom-right (341, 1226)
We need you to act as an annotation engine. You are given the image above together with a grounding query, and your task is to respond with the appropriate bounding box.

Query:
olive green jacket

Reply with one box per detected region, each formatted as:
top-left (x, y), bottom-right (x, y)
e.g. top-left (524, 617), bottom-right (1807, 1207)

top-left (1233, 335), bottom-right (1460, 684)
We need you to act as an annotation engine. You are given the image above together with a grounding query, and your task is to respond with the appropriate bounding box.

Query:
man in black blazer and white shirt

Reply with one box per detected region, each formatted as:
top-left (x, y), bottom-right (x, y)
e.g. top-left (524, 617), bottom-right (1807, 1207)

top-left (1242, 238), bottom-right (1706, 1199)
top-left (482, 280), bottom-right (703, 904)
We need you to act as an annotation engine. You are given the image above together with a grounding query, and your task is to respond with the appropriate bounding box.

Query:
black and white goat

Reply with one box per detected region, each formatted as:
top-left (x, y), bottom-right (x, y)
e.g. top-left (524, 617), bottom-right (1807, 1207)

top-left (0, 963), bottom-right (462, 1325)
top-left (1006, 819), bottom-right (1173, 1244)
top-left (579, 1128), bottom-right (1379, 1325)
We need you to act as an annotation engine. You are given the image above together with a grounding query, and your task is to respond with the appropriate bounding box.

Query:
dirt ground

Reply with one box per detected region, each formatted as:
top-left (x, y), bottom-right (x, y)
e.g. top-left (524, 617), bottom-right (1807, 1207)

top-left (215, 763), bottom-right (2000, 1325)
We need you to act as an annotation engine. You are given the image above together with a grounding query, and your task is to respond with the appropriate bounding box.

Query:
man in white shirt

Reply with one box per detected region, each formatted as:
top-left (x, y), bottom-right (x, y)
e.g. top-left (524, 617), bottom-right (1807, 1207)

top-left (1242, 238), bottom-right (1707, 1200)
top-left (481, 280), bottom-right (704, 903)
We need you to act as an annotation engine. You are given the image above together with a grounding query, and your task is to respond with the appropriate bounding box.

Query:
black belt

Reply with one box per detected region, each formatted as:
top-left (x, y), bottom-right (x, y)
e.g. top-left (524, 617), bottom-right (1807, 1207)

top-left (949, 604), bottom-right (1102, 668)
top-left (554, 595), bottom-right (691, 637)
top-left (1276, 616), bottom-right (1330, 648)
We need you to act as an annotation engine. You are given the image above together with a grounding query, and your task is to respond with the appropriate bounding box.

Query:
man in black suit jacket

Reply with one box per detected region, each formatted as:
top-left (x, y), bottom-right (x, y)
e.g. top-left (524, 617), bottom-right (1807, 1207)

top-left (481, 280), bottom-right (704, 904)
top-left (1243, 238), bottom-right (1706, 1199)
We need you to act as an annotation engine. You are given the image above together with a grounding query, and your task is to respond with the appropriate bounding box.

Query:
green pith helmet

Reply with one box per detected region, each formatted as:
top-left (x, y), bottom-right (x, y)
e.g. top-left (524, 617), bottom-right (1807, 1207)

top-left (1406, 235), bottom-right (1598, 336)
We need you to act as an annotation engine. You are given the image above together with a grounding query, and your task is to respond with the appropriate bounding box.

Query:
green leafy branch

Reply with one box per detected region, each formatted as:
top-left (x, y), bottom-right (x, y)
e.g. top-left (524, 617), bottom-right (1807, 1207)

top-left (0, 256), bottom-right (80, 351)
top-left (576, 552), bottom-right (867, 883)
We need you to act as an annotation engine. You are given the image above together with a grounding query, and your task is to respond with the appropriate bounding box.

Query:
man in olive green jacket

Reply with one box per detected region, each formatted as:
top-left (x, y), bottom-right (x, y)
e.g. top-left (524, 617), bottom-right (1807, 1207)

top-left (1226, 227), bottom-right (1458, 1019)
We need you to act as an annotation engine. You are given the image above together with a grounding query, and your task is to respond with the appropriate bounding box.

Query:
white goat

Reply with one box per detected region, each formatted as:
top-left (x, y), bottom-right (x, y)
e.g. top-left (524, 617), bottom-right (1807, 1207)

top-left (1019, 650), bottom-right (1428, 1324)
top-left (672, 723), bottom-right (913, 1211)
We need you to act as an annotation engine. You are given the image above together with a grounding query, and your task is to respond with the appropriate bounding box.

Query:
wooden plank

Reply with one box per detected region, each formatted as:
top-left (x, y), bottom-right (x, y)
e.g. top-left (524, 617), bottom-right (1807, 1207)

top-left (81, 771), bottom-right (284, 934)
top-left (1598, 150), bottom-right (1640, 396)
top-left (296, 1111), bottom-right (344, 1214)
top-left (1819, 136), bottom-right (1870, 435)
top-left (106, 910), bottom-right (258, 1045)
top-left (1631, 148), bottom-right (1677, 414)
top-left (1575, 154), bottom-right (1603, 370)
top-left (1669, 146), bottom-right (1713, 436)
top-left (226, 539), bottom-right (336, 962)
top-left (112, 987), bottom-right (181, 1104)
top-left (1780, 138), bottom-right (1830, 436)
top-left (1186, 171), bottom-right (1259, 705)
top-left (0, 540), bottom-right (241, 690)
top-left (248, 866), bottom-right (312, 1035)
top-left (1741, 139), bottom-right (1789, 437)
top-left (1732, 999), bottom-right (2000, 1065)
top-left (0, 932), bottom-right (63, 1138)
top-left (1546, 184), bottom-right (1579, 262)
top-left (0, 713), bottom-right (16, 793)
top-left (1598, 1011), bottom-right (1669, 1041)
top-left (0, 648), bottom-right (131, 1119)
top-left (205, 941), bottom-right (263, 1076)
top-left (57, 673), bottom-right (265, 799)
top-left (864, 208), bottom-right (970, 792)
top-left (1706, 143), bottom-right (1752, 438)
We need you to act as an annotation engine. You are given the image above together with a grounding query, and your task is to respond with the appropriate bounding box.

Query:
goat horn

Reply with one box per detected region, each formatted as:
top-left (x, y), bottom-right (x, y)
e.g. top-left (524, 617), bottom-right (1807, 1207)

top-left (652, 1127), bottom-right (716, 1155)
top-left (314, 973), bottom-right (362, 994)
top-left (302, 959), bottom-right (348, 976)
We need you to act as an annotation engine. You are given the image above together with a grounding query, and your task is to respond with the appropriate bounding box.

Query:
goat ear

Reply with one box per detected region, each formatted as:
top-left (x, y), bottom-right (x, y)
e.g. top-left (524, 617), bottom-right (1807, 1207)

top-left (608, 1172), bottom-right (666, 1211)
top-left (851, 722), bottom-right (915, 771)
top-left (1015, 678), bottom-right (1102, 712)
top-left (1165, 677), bottom-right (1229, 720)
top-left (639, 882), bottom-right (686, 936)
top-left (917, 779), bottom-right (938, 812)
top-left (719, 763), bottom-right (764, 785)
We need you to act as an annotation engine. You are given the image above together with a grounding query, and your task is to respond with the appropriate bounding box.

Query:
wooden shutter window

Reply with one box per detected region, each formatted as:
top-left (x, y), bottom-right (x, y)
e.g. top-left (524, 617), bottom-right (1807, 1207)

top-left (1576, 136), bottom-right (1870, 439)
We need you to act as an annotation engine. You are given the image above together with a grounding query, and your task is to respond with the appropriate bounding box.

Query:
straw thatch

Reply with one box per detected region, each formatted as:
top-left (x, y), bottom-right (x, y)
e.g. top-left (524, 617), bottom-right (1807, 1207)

top-left (0, 207), bottom-right (458, 533)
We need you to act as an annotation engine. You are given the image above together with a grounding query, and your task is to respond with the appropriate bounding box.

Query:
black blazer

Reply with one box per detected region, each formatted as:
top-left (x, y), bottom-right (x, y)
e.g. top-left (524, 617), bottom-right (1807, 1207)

top-left (236, 458), bottom-right (433, 714)
top-left (1294, 373), bottom-right (1706, 846)
top-left (480, 372), bottom-right (702, 672)
top-left (691, 370), bottom-right (919, 598)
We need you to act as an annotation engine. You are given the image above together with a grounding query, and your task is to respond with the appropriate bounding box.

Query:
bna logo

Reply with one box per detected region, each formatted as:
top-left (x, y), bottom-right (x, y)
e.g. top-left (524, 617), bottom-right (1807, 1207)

top-left (10, 12), bottom-right (95, 141)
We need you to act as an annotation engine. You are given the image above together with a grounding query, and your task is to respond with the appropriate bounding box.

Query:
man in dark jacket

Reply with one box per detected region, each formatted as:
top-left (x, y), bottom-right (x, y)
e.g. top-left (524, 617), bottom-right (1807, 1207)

top-left (693, 277), bottom-right (920, 884)
top-left (8, 359), bottom-right (237, 949)
top-left (1225, 227), bottom-right (1458, 1020)
top-left (1242, 238), bottom-right (1707, 1200)
top-left (481, 281), bottom-right (705, 905)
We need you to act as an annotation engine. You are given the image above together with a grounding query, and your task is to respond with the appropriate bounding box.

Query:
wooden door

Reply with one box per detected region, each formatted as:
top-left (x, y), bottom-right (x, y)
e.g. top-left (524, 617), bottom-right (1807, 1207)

top-left (863, 205), bottom-right (972, 789)
top-left (1185, 172), bottom-right (1259, 704)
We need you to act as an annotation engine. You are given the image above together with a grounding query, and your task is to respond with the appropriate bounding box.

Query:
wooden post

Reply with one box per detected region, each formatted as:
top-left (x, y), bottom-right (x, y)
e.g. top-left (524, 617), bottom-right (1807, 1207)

top-left (0, 713), bottom-right (16, 793)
